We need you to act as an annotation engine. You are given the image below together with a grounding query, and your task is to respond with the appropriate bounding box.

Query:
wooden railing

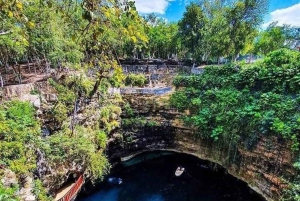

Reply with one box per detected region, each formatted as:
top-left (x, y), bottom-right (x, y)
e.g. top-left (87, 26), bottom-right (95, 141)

top-left (57, 175), bottom-right (84, 201)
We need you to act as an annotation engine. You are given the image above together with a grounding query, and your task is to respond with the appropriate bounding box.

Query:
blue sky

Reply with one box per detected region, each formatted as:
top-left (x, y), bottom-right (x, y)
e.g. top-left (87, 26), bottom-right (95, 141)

top-left (134, 0), bottom-right (300, 27)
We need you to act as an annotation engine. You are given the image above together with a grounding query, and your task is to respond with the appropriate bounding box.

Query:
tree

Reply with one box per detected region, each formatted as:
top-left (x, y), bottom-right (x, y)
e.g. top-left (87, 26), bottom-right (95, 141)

top-left (145, 16), bottom-right (179, 59)
top-left (178, 0), bottom-right (267, 63)
top-left (0, 0), bottom-right (149, 199)
top-left (199, 0), bottom-right (231, 63)
top-left (224, 0), bottom-right (268, 60)
top-left (254, 22), bottom-right (286, 55)
top-left (178, 3), bottom-right (206, 57)
top-left (281, 25), bottom-right (300, 50)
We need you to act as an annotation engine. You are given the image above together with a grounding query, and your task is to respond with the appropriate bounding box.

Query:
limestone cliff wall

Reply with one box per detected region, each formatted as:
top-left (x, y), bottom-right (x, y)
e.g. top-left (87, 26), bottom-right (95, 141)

top-left (2, 83), bottom-right (297, 201)
top-left (108, 93), bottom-right (297, 201)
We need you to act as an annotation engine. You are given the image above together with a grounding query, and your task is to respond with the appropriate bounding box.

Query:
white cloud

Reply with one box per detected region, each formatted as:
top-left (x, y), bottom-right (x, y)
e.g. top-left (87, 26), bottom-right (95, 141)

top-left (263, 3), bottom-right (300, 27)
top-left (134, 0), bottom-right (174, 14)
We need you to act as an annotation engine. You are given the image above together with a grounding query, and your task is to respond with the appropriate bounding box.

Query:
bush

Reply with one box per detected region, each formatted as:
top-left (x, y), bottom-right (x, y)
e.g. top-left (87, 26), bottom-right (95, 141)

top-left (0, 183), bottom-right (18, 201)
top-left (170, 49), bottom-right (300, 152)
top-left (33, 180), bottom-right (51, 201)
top-left (42, 127), bottom-right (110, 180)
top-left (123, 103), bottom-right (134, 117)
top-left (121, 117), bottom-right (147, 128)
top-left (263, 48), bottom-right (300, 67)
top-left (125, 74), bottom-right (148, 87)
top-left (0, 101), bottom-right (40, 175)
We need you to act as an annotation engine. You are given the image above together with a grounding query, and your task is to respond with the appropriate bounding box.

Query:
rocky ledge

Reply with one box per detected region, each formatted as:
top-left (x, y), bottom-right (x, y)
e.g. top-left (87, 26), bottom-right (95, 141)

top-left (108, 93), bottom-right (298, 201)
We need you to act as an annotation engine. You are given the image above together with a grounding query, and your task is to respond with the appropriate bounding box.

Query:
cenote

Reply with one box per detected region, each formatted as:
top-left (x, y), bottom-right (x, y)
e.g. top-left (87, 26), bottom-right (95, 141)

top-left (77, 151), bottom-right (266, 201)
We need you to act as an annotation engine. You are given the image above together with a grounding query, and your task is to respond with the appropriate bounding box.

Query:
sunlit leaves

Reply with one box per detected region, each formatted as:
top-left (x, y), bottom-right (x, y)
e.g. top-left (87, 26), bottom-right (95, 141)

top-left (170, 50), bottom-right (300, 152)
top-left (178, 0), bottom-right (268, 61)
top-left (7, 11), bottom-right (13, 18)
top-left (26, 21), bottom-right (35, 29)
top-left (0, 101), bottom-right (40, 175)
top-left (254, 23), bottom-right (286, 55)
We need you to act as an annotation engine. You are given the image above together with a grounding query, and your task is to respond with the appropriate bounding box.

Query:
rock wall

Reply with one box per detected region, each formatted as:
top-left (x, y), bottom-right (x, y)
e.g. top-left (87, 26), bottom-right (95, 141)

top-left (108, 93), bottom-right (297, 201)
top-left (1, 82), bottom-right (297, 201)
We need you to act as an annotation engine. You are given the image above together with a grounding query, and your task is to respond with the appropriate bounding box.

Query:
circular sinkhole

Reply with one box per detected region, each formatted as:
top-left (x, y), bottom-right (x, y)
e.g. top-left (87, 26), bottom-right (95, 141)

top-left (77, 151), bottom-right (266, 201)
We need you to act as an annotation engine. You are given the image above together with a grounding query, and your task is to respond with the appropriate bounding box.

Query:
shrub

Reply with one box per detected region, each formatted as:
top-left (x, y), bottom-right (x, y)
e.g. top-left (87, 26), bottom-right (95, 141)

top-left (125, 74), bottom-right (148, 87)
top-left (169, 49), bottom-right (300, 152)
top-left (0, 101), bottom-right (40, 175)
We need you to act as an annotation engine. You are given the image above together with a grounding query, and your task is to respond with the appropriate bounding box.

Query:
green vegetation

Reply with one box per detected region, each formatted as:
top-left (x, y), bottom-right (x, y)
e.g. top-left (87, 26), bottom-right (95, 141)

top-left (0, 101), bottom-right (44, 199)
top-left (0, 0), bottom-right (146, 87)
top-left (125, 74), bottom-right (148, 87)
top-left (143, 14), bottom-right (180, 58)
top-left (0, 101), bottom-right (40, 175)
top-left (178, 0), bottom-right (267, 62)
top-left (122, 117), bottom-right (158, 128)
top-left (0, 183), bottom-right (18, 201)
top-left (44, 74), bottom-right (121, 180)
top-left (122, 117), bottom-right (147, 128)
top-left (171, 49), bottom-right (300, 150)
top-left (0, 74), bottom-right (121, 199)
top-left (254, 22), bottom-right (300, 56)
top-left (170, 48), bottom-right (300, 200)
top-left (33, 180), bottom-right (51, 201)
top-left (1, 0), bottom-right (300, 200)
top-left (123, 102), bottom-right (135, 117)
top-left (41, 127), bottom-right (110, 179)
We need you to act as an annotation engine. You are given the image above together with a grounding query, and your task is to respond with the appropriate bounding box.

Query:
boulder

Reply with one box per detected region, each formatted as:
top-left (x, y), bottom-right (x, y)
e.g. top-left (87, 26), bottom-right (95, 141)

top-left (21, 94), bottom-right (41, 108)
top-left (1, 169), bottom-right (18, 187)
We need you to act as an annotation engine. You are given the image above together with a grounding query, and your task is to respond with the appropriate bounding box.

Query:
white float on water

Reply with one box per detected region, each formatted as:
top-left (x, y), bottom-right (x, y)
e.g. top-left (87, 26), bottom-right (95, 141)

top-left (175, 166), bottom-right (185, 176)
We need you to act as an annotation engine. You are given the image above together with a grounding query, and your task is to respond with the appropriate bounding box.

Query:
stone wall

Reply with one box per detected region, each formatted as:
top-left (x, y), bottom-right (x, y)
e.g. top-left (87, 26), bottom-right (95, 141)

top-left (1, 82), bottom-right (58, 109)
top-left (121, 64), bottom-right (191, 74)
top-left (108, 93), bottom-right (297, 201)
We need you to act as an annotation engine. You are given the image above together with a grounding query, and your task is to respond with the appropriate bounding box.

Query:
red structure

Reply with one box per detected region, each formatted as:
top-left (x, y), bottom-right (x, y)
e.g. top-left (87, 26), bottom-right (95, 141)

top-left (57, 175), bottom-right (84, 201)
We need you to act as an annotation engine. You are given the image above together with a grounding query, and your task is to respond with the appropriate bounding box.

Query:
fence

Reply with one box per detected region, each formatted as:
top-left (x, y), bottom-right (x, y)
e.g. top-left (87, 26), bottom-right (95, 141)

top-left (121, 65), bottom-right (191, 74)
top-left (120, 87), bottom-right (172, 95)
top-left (191, 67), bottom-right (205, 74)
top-left (57, 175), bottom-right (84, 201)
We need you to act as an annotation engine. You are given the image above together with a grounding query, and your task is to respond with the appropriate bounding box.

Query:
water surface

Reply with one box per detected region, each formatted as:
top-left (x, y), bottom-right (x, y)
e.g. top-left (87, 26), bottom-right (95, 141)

top-left (78, 151), bottom-right (265, 201)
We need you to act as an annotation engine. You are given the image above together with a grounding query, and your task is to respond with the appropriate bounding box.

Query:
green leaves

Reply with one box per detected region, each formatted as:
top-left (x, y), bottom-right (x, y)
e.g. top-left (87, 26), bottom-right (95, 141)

top-left (42, 126), bottom-right (110, 180)
top-left (177, 0), bottom-right (267, 62)
top-left (0, 183), bottom-right (18, 201)
top-left (125, 74), bottom-right (147, 87)
top-left (170, 50), bottom-right (300, 152)
top-left (170, 90), bottom-right (189, 112)
top-left (0, 101), bottom-right (40, 175)
top-left (178, 2), bottom-right (205, 55)
top-left (211, 126), bottom-right (223, 141)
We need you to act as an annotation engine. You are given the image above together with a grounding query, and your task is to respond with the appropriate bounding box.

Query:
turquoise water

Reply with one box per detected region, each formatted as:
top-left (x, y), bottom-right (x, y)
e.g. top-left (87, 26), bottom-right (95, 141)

top-left (78, 152), bottom-right (265, 201)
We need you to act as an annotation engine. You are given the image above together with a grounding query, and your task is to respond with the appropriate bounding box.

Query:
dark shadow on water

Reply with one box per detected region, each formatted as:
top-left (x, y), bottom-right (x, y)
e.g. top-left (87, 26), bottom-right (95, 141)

top-left (77, 151), bottom-right (266, 201)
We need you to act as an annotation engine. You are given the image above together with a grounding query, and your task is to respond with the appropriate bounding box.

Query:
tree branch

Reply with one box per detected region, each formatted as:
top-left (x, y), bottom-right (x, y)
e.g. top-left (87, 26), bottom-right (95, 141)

top-left (0, 31), bottom-right (11, 36)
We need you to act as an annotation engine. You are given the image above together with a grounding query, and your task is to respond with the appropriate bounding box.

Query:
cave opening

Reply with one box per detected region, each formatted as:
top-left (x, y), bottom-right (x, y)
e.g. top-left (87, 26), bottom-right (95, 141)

top-left (78, 150), bottom-right (266, 201)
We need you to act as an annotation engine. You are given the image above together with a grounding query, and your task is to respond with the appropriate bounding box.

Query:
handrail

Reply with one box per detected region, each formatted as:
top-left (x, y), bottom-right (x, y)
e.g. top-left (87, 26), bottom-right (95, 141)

top-left (57, 175), bottom-right (84, 201)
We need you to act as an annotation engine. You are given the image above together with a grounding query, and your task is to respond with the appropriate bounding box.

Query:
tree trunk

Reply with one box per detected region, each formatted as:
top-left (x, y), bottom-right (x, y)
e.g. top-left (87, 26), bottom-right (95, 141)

top-left (70, 98), bottom-right (78, 135)
top-left (4, 60), bottom-right (9, 73)
top-left (248, 53), bottom-right (253, 63)
top-left (89, 79), bottom-right (101, 99)
top-left (11, 63), bottom-right (22, 84)
top-left (232, 52), bottom-right (239, 62)
top-left (113, 49), bottom-right (121, 66)
top-left (0, 74), bottom-right (3, 87)
top-left (18, 63), bottom-right (22, 84)
top-left (27, 60), bottom-right (31, 73)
